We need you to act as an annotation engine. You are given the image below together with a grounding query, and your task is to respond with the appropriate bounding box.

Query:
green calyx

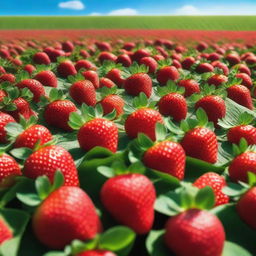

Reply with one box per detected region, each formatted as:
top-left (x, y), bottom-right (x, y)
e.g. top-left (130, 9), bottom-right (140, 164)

top-left (98, 60), bottom-right (123, 77)
top-left (67, 72), bottom-right (85, 84)
top-left (232, 138), bottom-right (256, 156)
top-left (68, 103), bottom-right (116, 130)
top-left (128, 62), bottom-right (149, 75)
top-left (15, 70), bottom-right (30, 83)
top-left (97, 86), bottom-right (119, 101)
top-left (39, 88), bottom-right (64, 108)
top-left (157, 59), bottom-right (172, 69)
top-left (157, 80), bottom-right (185, 97)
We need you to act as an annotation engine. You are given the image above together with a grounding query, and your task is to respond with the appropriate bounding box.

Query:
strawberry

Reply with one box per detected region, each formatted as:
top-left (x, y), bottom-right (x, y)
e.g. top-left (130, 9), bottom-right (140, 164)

top-left (69, 80), bottom-right (96, 106)
top-left (33, 52), bottom-right (51, 65)
top-left (100, 94), bottom-right (124, 118)
top-left (23, 145), bottom-right (79, 186)
top-left (227, 125), bottom-right (256, 145)
top-left (62, 40), bottom-right (74, 52)
top-left (236, 73), bottom-right (252, 89)
top-left (195, 95), bottom-right (226, 127)
top-left (0, 218), bottom-right (13, 245)
top-left (34, 70), bottom-right (58, 88)
top-left (75, 59), bottom-right (96, 71)
top-left (157, 66), bottom-right (179, 86)
top-left (207, 74), bottom-right (228, 87)
top-left (24, 64), bottom-right (36, 75)
top-left (132, 49), bottom-right (150, 62)
top-left (116, 54), bottom-right (132, 67)
top-left (178, 79), bottom-right (200, 97)
top-left (237, 187), bottom-right (256, 229)
top-left (165, 209), bottom-right (225, 256)
top-left (77, 251), bottom-right (116, 256)
top-left (226, 53), bottom-right (240, 66)
top-left (195, 63), bottom-right (214, 73)
top-left (181, 56), bottom-right (195, 70)
top-left (82, 70), bottom-right (99, 89)
top-left (98, 52), bottom-right (117, 64)
top-left (0, 153), bottom-right (21, 187)
top-left (33, 186), bottom-right (100, 249)
top-left (44, 99), bottom-right (77, 131)
top-left (193, 172), bottom-right (229, 206)
top-left (212, 61), bottom-right (229, 76)
top-left (196, 41), bottom-right (208, 52)
top-left (0, 112), bottom-right (16, 143)
top-left (16, 79), bottom-right (46, 103)
top-left (207, 52), bottom-right (220, 61)
top-left (139, 57), bottom-right (158, 74)
top-left (106, 68), bottom-right (125, 88)
top-left (57, 60), bottom-right (77, 78)
top-left (0, 74), bottom-right (16, 83)
top-left (234, 64), bottom-right (251, 76)
top-left (143, 140), bottom-right (186, 180)
top-left (99, 78), bottom-right (115, 88)
top-left (227, 84), bottom-right (253, 110)
top-left (0, 66), bottom-right (6, 75)
top-left (101, 173), bottom-right (156, 234)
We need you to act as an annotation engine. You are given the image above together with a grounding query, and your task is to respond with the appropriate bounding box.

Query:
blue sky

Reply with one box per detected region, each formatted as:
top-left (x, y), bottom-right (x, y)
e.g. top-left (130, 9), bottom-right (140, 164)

top-left (1, 0), bottom-right (256, 15)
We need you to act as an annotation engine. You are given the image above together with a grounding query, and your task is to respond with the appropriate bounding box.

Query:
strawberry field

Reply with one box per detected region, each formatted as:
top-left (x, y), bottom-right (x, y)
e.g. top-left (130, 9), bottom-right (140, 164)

top-left (0, 37), bottom-right (256, 256)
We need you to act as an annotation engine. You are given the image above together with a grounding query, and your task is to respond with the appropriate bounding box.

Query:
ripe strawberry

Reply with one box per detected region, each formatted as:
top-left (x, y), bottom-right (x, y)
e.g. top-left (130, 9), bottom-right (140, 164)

top-left (132, 49), bottom-right (150, 62)
top-left (16, 79), bottom-right (46, 103)
top-left (34, 70), bottom-right (58, 88)
top-left (62, 40), bottom-right (74, 52)
top-left (237, 187), bottom-right (256, 229)
top-left (106, 68), bottom-right (125, 88)
top-left (24, 64), bottom-right (36, 75)
top-left (196, 41), bottom-right (208, 52)
top-left (207, 52), bottom-right (220, 61)
top-left (235, 64), bottom-right (251, 76)
top-left (181, 127), bottom-right (218, 163)
top-left (195, 95), bottom-right (226, 127)
top-left (80, 49), bottom-right (90, 59)
top-left (158, 93), bottom-right (187, 121)
top-left (101, 173), bottom-right (156, 234)
top-left (228, 151), bottom-right (256, 182)
top-left (75, 59), bottom-right (96, 71)
top-left (124, 73), bottom-right (152, 98)
top-left (0, 73), bottom-right (16, 83)
top-left (194, 172), bottom-right (229, 206)
top-left (207, 74), bottom-right (228, 87)
top-left (196, 63), bottom-right (214, 73)
top-left (69, 80), bottom-right (96, 106)
top-left (0, 66), bottom-right (6, 75)
top-left (99, 78), bottom-right (115, 88)
top-left (82, 70), bottom-right (99, 89)
top-left (0, 218), bottom-right (13, 244)
top-left (157, 66), bottom-right (179, 86)
top-left (77, 118), bottom-right (118, 153)
top-left (143, 140), bottom-right (186, 180)
top-left (33, 186), bottom-right (100, 249)
top-left (100, 94), bottom-right (124, 117)
top-left (236, 73), bottom-right (252, 89)
top-left (227, 84), bottom-right (253, 110)
top-left (33, 52), bottom-right (51, 65)
top-left (0, 153), bottom-right (21, 187)
top-left (139, 57), bottom-right (158, 73)
top-left (125, 108), bottom-right (163, 141)
top-left (23, 145), bottom-right (79, 186)
top-left (77, 250), bottom-right (116, 256)
top-left (98, 52), bottom-right (117, 64)
top-left (116, 54), bottom-right (132, 67)
top-left (0, 112), bottom-right (16, 143)
top-left (227, 125), bottom-right (256, 145)
top-left (165, 209), bottom-right (225, 256)
top-left (181, 56), bottom-right (195, 70)
top-left (44, 100), bottom-right (77, 131)
top-left (226, 53), bottom-right (240, 66)
top-left (212, 61), bottom-right (229, 76)
top-left (14, 124), bottom-right (53, 149)
top-left (57, 60), bottom-right (77, 78)
top-left (178, 79), bottom-right (200, 97)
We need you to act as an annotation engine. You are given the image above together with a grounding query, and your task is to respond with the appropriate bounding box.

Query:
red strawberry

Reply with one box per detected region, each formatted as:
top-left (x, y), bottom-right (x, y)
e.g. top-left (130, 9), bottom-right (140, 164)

top-left (158, 93), bottom-right (187, 121)
top-left (100, 94), bottom-right (124, 118)
top-left (165, 209), bottom-right (225, 256)
top-left (106, 69), bottom-right (125, 88)
top-left (0, 218), bottom-right (13, 245)
top-left (195, 95), bottom-right (226, 127)
top-left (0, 66), bottom-right (6, 74)
top-left (235, 64), bottom-right (251, 76)
top-left (23, 145), bottom-right (79, 186)
top-left (44, 100), bottom-right (77, 131)
top-left (157, 66), bottom-right (179, 86)
top-left (143, 140), bottom-right (185, 179)
top-left (78, 251), bottom-right (116, 256)
top-left (125, 108), bottom-right (163, 141)
top-left (181, 57), bottom-right (195, 70)
top-left (227, 84), bottom-right (253, 110)
top-left (0, 73), bottom-right (16, 83)
top-left (227, 125), bottom-right (256, 145)
top-left (207, 52), bottom-right (220, 62)
top-left (34, 70), bottom-right (58, 88)
top-left (228, 151), bottom-right (256, 182)
top-left (101, 173), bottom-right (156, 234)
top-left (77, 118), bottom-right (118, 153)
top-left (236, 73), bottom-right (252, 89)
top-left (33, 52), bottom-right (51, 65)
top-left (196, 63), bottom-right (214, 74)
top-left (193, 172), bottom-right (229, 206)
top-left (212, 61), bottom-right (229, 76)
top-left (16, 79), bottom-right (46, 103)
top-left (139, 57), bottom-right (158, 74)
top-left (0, 153), bottom-right (21, 187)
top-left (178, 79), bottom-right (200, 97)
top-left (75, 60), bottom-right (96, 71)
top-left (24, 64), bottom-right (36, 75)
top-left (57, 60), bottom-right (77, 78)
top-left (132, 49), bottom-right (150, 62)
top-left (98, 52), bottom-right (117, 64)
top-left (69, 80), bottom-right (96, 106)
top-left (62, 40), bottom-right (74, 52)
top-left (181, 127), bottom-right (218, 163)
top-left (226, 53), bottom-right (240, 66)
top-left (99, 78), bottom-right (115, 88)
top-left (237, 187), bottom-right (256, 229)
top-left (82, 70), bottom-right (99, 89)
top-left (196, 41), bottom-right (208, 52)
top-left (14, 124), bottom-right (53, 149)
top-left (207, 74), bottom-right (228, 87)
top-left (116, 54), bottom-right (132, 67)
top-left (33, 186), bottom-right (100, 249)
top-left (0, 112), bottom-right (16, 143)
top-left (124, 73), bottom-right (152, 98)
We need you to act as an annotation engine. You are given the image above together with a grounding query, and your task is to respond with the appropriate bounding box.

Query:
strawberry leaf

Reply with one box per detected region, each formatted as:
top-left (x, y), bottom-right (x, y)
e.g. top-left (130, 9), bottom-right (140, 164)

top-left (194, 186), bottom-right (215, 210)
top-left (97, 166), bottom-right (115, 178)
top-left (10, 147), bottom-right (33, 160)
top-left (35, 175), bottom-right (51, 200)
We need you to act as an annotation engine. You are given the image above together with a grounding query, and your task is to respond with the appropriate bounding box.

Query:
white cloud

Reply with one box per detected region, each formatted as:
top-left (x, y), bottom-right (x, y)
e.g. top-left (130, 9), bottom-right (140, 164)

top-left (175, 5), bottom-right (201, 15)
top-left (89, 12), bottom-right (101, 16)
top-left (58, 1), bottom-right (85, 10)
top-left (108, 8), bottom-right (138, 16)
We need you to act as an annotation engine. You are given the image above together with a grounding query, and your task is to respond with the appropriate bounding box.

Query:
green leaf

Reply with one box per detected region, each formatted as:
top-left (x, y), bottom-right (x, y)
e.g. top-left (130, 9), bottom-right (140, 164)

top-left (97, 166), bottom-right (115, 178)
top-left (137, 133), bottom-right (154, 150)
top-left (222, 241), bottom-right (252, 256)
top-left (155, 122), bottom-right (167, 141)
top-left (222, 182), bottom-right (247, 197)
top-left (10, 147), bottom-right (33, 160)
top-left (5, 122), bottom-right (23, 139)
top-left (98, 226), bottom-right (136, 252)
top-left (43, 252), bottom-right (67, 256)
top-left (127, 161), bottom-right (145, 174)
top-left (52, 170), bottom-right (65, 191)
top-left (146, 230), bottom-right (169, 256)
top-left (196, 108), bottom-right (208, 126)
top-left (16, 192), bottom-right (41, 207)
top-left (195, 186), bottom-right (215, 209)
top-left (35, 175), bottom-right (51, 200)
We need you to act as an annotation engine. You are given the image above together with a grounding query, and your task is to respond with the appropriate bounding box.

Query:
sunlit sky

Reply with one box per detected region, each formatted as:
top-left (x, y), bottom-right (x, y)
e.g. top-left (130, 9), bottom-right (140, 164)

top-left (1, 0), bottom-right (256, 15)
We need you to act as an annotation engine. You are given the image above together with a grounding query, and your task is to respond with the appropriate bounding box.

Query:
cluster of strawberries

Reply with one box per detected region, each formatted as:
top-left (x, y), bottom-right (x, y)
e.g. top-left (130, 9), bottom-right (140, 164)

top-left (0, 38), bottom-right (255, 256)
